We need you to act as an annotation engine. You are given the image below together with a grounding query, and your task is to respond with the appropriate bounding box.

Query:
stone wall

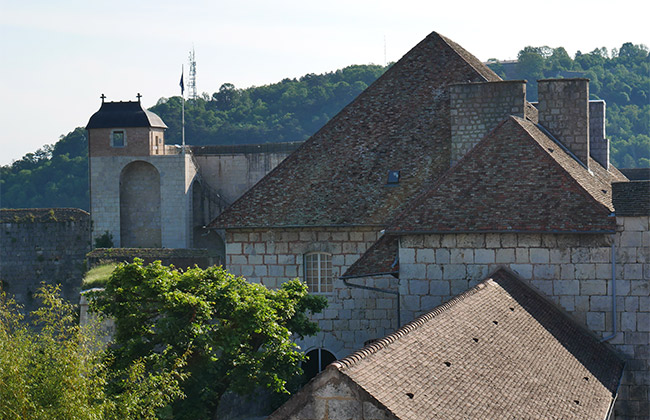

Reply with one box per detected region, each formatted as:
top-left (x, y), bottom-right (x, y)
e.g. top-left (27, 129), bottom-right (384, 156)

top-left (225, 227), bottom-right (396, 357)
top-left (537, 79), bottom-right (590, 166)
top-left (450, 80), bottom-right (526, 165)
top-left (191, 142), bottom-right (302, 205)
top-left (90, 153), bottom-right (195, 248)
top-left (398, 220), bottom-right (649, 419)
top-left (0, 208), bottom-right (90, 313)
top-left (268, 368), bottom-right (395, 420)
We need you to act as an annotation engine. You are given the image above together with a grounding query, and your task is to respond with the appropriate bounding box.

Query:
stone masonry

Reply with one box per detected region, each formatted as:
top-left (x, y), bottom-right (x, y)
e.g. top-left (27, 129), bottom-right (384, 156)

top-left (397, 220), bottom-right (649, 418)
top-left (225, 227), bottom-right (398, 357)
top-left (537, 79), bottom-right (590, 166)
top-left (0, 208), bottom-right (90, 314)
top-left (90, 152), bottom-right (195, 248)
top-left (450, 80), bottom-right (526, 165)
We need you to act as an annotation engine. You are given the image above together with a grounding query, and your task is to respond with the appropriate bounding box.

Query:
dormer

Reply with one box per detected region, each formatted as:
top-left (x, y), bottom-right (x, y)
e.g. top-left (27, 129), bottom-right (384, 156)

top-left (86, 94), bottom-right (168, 157)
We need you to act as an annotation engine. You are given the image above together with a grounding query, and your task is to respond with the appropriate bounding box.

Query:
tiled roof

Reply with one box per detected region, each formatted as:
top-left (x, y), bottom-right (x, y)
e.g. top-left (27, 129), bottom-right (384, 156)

top-left (612, 181), bottom-right (650, 216)
top-left (331, 268), bottom-right (624, 420)
top-left (211, 32), bottom-right (500, 229)
top-left (86, 101), bottom-right (167, 129)
top-left (387, 116), bottom-right (624, 234)
top-left (340, 234), bottom-right (399, 279)
top-left (0, 208), bottom-right (89, 223)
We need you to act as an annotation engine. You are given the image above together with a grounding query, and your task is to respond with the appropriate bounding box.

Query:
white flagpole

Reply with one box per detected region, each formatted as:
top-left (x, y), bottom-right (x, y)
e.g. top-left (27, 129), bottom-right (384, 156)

top-left (181, 65), bottom-right (186, 157)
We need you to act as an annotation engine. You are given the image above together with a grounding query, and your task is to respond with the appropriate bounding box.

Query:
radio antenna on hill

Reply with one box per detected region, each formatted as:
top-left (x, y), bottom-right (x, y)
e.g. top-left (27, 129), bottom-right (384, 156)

top-left (188, 47), bottom-right (198, 100)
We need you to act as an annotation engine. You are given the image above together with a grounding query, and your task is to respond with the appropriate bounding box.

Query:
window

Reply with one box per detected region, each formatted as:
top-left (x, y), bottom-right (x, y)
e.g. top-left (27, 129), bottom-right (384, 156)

top-left (304, 252), bottom-right (333, 293)
top-left (111, 130), bottom-right (125, 147)
top-left (302, 348), bottom-right (336, 380)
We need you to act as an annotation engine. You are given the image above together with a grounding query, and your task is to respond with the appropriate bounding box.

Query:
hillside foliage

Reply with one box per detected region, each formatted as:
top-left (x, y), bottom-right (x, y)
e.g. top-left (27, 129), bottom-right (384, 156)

top-left (1, 44), bottom-right (648, 210)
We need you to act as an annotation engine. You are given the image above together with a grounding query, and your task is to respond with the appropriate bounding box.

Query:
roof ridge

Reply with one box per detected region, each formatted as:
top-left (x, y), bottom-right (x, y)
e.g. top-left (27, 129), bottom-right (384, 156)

top-left (436, 33), bottom-right (501, 82)
top-left (513, 116), bottom-right (615, 214)
top-left (331, 276), bottom-right (494, 371)
top-left (385, 116), bottom-right (513, 233)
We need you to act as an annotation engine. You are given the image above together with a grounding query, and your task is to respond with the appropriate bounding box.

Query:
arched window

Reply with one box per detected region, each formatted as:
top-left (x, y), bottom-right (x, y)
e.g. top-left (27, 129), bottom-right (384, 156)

top-left (304, 252), bottom-right (333, 293)
top-left (302, 348), bottom-right (336, 380)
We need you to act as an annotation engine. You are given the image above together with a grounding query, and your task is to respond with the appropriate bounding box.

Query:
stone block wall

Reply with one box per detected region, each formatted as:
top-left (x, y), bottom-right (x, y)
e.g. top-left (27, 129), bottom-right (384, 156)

top-left (398, 219), bottom-right (649, 419)
top-left (90, 153), bottom-right (194, 248)
top-left (0, 209), bottom-right (90, 314)
top-left (225, 227), bottom-right (397, 356)
top-left (268, 369), bottom-right (395, 420)
top-left (537, 79), bottom-right (590, 166)
top-left (450, 80), bottom-right (526, 165)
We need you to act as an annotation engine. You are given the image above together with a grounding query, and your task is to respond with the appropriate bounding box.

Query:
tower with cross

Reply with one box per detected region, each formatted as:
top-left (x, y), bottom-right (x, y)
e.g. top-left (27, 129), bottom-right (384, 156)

top-left (86, 94), bottom-right (196, 249)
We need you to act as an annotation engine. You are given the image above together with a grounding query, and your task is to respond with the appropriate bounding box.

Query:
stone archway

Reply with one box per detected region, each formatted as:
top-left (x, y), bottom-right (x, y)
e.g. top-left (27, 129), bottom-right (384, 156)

top-left (119, 161), bottom-right (161, 247)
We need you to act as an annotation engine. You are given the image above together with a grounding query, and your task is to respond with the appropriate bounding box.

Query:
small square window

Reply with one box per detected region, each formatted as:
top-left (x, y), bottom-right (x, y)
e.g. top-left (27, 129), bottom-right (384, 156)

top-left (111, 130), bottom-right (125, 147)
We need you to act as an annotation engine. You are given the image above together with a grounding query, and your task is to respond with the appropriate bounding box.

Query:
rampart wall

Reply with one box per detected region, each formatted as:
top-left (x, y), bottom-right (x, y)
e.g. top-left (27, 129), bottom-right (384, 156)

top-left (0, 208), bottom-right (90, 313)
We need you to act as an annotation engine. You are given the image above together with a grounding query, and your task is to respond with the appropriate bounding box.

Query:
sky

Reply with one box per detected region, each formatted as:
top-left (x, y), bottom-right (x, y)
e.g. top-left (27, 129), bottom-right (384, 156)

top-left (1, 0), bottom-right (648, 166)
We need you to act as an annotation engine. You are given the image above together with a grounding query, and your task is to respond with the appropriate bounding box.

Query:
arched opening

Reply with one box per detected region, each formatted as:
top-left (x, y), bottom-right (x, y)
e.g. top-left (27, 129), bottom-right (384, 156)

top-left (302, 348), bottom-right (336, 381)
top-left (120, 161), bottom-right (161, 247)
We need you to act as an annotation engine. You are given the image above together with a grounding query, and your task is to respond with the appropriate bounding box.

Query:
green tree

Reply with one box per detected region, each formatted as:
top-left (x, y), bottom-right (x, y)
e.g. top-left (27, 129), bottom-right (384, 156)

top-left (0, 285), bottom-right (185, 420)
top-left (90, 260), bottom-right (327, 420)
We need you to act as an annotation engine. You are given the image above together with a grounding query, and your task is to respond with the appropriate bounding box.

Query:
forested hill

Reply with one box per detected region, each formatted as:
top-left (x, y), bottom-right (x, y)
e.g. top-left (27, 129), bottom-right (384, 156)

top-left (1, 43), bottom-right (648, 210)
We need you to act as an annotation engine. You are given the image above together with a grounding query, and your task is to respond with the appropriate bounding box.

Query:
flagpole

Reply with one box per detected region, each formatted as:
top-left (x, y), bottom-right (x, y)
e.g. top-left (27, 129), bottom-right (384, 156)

top-left (181, 65), bottom-right (186, 157)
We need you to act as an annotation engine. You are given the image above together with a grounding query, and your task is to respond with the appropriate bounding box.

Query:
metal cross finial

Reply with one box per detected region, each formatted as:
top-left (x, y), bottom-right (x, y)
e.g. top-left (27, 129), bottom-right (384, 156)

top-left (136, 93), bottom-right (142, 102)
top-left (100, 93), bottom-right (106, 103)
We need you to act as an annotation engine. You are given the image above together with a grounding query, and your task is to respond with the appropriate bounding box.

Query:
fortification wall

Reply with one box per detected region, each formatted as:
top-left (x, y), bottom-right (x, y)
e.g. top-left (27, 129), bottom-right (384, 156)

top-left (0, 208), bottom-right (90, 313)
top-left (190, 142), bottom-right (302, 205)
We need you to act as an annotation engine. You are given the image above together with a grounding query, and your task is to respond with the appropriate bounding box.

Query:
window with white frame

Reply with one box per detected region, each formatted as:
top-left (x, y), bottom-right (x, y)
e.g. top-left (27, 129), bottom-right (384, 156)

top-left (304, 252), bottom-right (333, 293)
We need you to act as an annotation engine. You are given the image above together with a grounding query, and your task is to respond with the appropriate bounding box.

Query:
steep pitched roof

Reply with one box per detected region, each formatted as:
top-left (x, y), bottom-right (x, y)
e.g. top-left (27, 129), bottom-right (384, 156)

top-left (387, 116), bottom-right (624, 234)
top-left (328, 268), bottom-right (624, 420)
top-left (340, 234), bottom-right (399, 279)
top-left (211, 32), bottom-right (500, 229)
top-left (86, 101), bottom-right (167, 129)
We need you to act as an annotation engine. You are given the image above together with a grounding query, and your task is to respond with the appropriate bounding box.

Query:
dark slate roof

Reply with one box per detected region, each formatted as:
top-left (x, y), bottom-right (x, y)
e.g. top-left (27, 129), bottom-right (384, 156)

top-left (340, 235), bottom-right (399, 279)
top-left (612, 181), bottom-right (650, 216)
top-left (387, 116), bottom-right (626, 234)
top-left (211, 32), bottom-right (501, 229)
top-left (620, 168), bottom-right (650, 181)
top-left (330, 268), bottom-right (624, 420)
top-left (86, 101), bottom-right (167, 129)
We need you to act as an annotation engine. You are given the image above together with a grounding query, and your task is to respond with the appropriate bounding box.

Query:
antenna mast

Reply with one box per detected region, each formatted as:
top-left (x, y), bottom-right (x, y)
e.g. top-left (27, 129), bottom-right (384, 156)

top-left (188, 47), bottom-right (198, 100)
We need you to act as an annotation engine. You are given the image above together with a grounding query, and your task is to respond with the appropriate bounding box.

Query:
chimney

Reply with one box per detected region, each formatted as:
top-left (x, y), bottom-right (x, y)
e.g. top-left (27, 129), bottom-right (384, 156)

top-left (450, 80), bottom-right (526, 165)
top-left (589, 100), bottom-right (609, 169)
top-left (537, 79), bottom-right (590, 168)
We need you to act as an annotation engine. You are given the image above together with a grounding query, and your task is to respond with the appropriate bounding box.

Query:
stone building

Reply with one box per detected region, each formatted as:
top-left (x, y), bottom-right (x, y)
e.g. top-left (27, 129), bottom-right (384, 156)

top-left (211, 31), bottom-right (649, 419)
top-left (270, 268), bottom-right (625, 420)
top-left (86, 97), bottom-right (300, 255)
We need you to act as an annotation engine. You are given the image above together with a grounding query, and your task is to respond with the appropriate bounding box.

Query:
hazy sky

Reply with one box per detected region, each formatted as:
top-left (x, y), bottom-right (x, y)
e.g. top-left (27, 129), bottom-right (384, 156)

top-left (1, 0), bottom-right (648, 165)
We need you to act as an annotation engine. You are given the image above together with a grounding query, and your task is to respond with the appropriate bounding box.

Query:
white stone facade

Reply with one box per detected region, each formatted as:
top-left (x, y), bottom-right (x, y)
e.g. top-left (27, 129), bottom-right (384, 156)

top-left (90, 153), bottom-right (196, 248)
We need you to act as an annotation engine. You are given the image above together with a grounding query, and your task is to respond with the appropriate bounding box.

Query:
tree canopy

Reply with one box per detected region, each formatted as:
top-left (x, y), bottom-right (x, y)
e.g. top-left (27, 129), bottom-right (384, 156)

top-left (90, 259), bottom-right (327, 420)
top-left (0, 284), bottom-right (185, 420)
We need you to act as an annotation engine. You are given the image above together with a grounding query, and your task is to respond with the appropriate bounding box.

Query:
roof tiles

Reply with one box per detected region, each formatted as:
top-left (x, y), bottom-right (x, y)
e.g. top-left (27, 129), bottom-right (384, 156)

top-left (331, 268), bottom-right (624, 420)
top-left (387, 117), bottom-right (624, 234)
top-left (211, 32), bottom-right (500, 229)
